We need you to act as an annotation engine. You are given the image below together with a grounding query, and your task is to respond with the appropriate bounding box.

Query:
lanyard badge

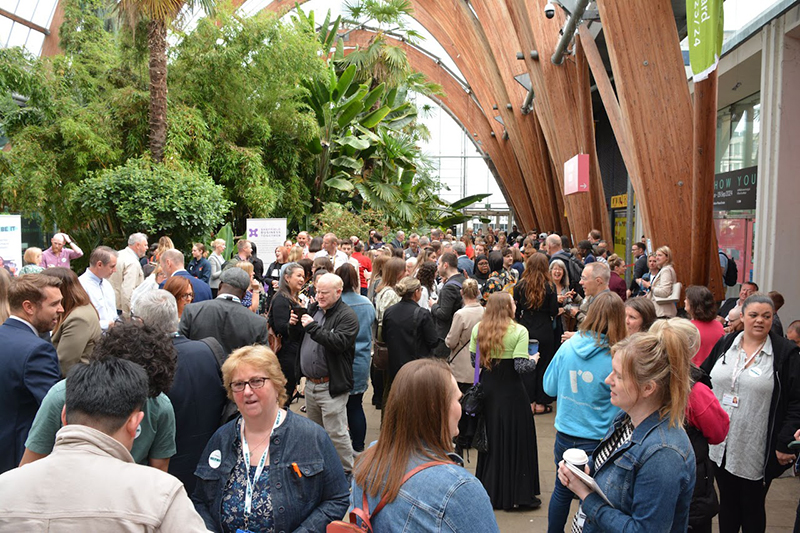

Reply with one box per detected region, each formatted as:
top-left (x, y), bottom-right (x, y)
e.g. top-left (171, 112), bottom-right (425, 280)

top-left (240, 410), bottom-right (283, 517)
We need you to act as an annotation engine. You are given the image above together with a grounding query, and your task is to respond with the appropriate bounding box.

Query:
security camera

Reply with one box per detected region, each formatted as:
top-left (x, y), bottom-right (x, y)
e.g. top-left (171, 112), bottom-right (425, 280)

top-left (544, 1), bottom-right (556, 19)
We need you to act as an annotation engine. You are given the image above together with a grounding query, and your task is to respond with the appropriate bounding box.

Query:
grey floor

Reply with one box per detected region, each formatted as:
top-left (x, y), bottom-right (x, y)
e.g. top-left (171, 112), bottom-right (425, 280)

top-left (291, 382), bottom-right (800, 532)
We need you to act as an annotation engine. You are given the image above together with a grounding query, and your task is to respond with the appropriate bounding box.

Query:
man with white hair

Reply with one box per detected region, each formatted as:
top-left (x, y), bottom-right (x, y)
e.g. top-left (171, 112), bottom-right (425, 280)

top-left (317, 232), bottom-right (348, 271)
top-left (390, 230), bottom-right (405, 251)
top-left (297, 273), bottom-right (359, 474)
top-left (136, 290), bottom-right (226, 494)
top-left (109, 232), bottom-right (148, 318)
top-left (159, 249), bottom-right (212, 302)
top-left (41, 233), bottom-right (83, 269)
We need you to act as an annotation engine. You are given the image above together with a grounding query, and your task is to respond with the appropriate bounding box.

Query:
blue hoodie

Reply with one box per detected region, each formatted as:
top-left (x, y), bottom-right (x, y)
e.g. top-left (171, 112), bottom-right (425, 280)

top-left (543, 331), bottom-right (620, 440)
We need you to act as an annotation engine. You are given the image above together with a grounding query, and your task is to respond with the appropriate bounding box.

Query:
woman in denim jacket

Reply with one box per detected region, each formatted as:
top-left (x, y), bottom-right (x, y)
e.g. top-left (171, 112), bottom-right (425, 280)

top-left (193, 345), bottom-right (349, 532)
top-left (559, 318), bottom-right (696, 532)
top-left (351, 358), bottom-right (499, 532)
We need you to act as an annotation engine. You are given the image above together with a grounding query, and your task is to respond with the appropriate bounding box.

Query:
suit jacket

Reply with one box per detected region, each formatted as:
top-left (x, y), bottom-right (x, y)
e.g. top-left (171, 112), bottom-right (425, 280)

top-left (178, 297), bottom-right (268, 356)
top-left (51, 304), bottom-right (102, 377)
top-left (168, 270), bottom-right (212, 303)
top-left (629, 254), bottom-right (648, 294)
top-left (0, 318), bottom-right (61, 473)
top-left (166, 335), bottom-right (227, 495)
top-left (109, 246), bottom-right (144, 317)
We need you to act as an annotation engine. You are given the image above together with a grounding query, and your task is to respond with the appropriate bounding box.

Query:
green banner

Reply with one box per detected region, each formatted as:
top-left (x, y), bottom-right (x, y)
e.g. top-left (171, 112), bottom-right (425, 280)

top-left (687, 0), bottom-right (724, 81)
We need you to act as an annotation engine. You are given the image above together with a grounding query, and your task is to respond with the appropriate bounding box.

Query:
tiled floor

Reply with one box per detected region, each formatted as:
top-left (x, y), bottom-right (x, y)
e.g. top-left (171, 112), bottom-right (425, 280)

top-left (293, 384), bottom-right (800, 532)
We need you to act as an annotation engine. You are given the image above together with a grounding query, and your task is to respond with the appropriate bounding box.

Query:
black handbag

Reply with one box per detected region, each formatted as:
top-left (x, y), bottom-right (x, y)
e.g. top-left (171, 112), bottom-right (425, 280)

top-left (461, 344), bottom-right (484, 417)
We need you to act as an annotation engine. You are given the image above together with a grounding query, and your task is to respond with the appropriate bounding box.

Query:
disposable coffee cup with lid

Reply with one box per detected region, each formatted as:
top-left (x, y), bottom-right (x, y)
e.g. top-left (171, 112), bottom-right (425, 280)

top-left (563, 448), bottom-right (589, 467)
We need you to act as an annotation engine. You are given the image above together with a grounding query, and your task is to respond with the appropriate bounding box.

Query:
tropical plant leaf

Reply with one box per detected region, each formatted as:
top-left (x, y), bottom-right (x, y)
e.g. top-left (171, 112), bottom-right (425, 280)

top-left (450, 193), bottom-right (492, 211)
top-left (325, 177), bottom-right (355, 191)
top-left (333, 64), bottom-right (357, 101)
top-left (360, 105), bottom-right (391, 128)
top-left (331, 155), bottom-right (363, 170)
top-left (336, 136), bottom-right (371, 150)
top-left (362, 83), bottom-right (385, 111)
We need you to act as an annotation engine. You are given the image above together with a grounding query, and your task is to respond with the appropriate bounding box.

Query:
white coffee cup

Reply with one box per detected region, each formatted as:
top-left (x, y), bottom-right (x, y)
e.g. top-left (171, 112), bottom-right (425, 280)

top-left (563, 448), bottom-right (589, 467)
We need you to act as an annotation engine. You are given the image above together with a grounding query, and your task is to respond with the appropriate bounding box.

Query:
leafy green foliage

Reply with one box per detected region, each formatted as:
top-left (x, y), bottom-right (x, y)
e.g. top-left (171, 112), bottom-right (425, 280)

top-left (74, 158), bottom-right (232, 249)
top-left (311, 202), bottom-right (389, 244)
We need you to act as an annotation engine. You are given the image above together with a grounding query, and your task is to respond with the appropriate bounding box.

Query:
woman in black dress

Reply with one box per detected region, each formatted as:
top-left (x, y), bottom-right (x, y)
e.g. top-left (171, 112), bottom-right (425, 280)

top-left (267, 262), bottom-right (306, 405)
top-left (514, 252), bottom-right (559, 414)
top-left (470, 292), bottom-right (541, 510)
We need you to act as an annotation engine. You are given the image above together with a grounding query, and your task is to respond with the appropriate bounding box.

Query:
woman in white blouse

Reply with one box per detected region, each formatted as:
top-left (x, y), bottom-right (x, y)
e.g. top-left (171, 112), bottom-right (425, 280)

top-left (645, 246), bottom-right (678, 318)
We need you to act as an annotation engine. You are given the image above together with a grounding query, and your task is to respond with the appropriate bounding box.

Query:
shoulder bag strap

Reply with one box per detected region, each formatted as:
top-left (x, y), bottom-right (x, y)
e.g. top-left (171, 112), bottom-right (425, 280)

top-left (369, 461), bottom-right (453, 518)
top-left (473, 342), bottom-right (481, 385)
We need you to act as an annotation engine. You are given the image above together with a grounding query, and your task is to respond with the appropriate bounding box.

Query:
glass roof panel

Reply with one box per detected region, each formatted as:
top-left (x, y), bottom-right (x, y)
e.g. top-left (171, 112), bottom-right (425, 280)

top-left (26, 29), bottom-right (44, 55)
top-left (0, 15), bottom-right (12, 47)
top-left (0, 0), bottom-right (58, 56)
top-left (0, 0), bottom-right (19, 13)
top-left (31, 0), bottom-right (59, 28)
top-left (7, 22), bottom-right (29, 48)
top-left (14, 0), bottom-right (37, 21)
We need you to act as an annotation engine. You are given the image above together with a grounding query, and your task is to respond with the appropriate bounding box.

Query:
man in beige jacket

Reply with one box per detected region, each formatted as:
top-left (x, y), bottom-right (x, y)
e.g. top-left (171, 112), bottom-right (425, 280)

top-left (0, 357), bottom-right (209, 532)
top-left (109, 232), bottom-right (148, 318)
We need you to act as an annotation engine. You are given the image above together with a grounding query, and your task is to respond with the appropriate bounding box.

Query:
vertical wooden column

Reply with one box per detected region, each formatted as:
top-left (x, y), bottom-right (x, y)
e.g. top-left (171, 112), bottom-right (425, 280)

top-left (691, 71), bottom-right (721, 294)
top-left (595, 0), bottom-right (722, 296)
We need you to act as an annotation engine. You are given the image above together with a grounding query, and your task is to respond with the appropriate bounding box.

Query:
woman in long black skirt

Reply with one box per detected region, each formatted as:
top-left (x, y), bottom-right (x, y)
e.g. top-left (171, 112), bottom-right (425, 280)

top-left (470, 292), bottom-right (541, 510)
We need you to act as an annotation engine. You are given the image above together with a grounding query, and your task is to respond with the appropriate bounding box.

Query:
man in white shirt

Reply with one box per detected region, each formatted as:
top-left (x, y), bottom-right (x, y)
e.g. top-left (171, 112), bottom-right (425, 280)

top-left (79, 246), bottom-right (118, 330)
top-left (109, 232), bottom-right (148, 318)
top-left (317, 232), bottom-right (349, 271)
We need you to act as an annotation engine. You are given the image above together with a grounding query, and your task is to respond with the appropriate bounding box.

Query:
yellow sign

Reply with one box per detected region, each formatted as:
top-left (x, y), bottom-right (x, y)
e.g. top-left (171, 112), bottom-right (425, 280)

top-left (611, 194), bottom-right (628, 209)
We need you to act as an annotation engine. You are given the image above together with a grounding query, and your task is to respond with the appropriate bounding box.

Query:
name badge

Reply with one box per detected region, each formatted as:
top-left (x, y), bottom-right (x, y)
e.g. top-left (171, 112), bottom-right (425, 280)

top-left (272, 269), bottom-right (279, 277)
top-left (722, 393), bottom-right (739, 408)
top-left (749, 367), bottom-right (763, 377)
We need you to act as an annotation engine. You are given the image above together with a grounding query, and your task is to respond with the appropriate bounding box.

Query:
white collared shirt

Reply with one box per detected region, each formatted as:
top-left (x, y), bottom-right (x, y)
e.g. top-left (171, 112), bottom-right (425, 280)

top-left (8, 315), bottom-right (39, 336)
top-left (79, 269), bottom-right (118, 330)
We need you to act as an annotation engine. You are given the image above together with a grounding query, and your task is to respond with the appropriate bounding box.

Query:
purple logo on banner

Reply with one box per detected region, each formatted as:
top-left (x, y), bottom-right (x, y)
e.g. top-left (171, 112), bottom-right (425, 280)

top-left (248, 228), bottom-right (259, 237)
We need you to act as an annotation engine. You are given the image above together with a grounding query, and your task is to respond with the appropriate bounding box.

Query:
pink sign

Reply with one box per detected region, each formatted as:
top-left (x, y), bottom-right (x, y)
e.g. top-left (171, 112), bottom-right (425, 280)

top-left (564, 154), bottom-right (589, 195)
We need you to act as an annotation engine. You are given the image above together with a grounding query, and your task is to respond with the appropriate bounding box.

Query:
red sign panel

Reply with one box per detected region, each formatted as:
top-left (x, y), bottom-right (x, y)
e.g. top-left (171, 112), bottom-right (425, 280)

top-left (564, 154), bottom-right (589, 195)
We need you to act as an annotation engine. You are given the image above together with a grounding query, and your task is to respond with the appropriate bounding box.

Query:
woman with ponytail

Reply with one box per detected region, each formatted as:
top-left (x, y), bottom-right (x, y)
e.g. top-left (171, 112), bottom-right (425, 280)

top-left (558, 318), bottom-right (696, 532)
top-left (470, 292), bottom-right (541, 510)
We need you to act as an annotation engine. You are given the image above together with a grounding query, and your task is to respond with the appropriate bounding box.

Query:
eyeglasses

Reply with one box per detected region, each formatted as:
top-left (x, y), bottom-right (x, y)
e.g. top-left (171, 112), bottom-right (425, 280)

top-left (181, 293), bottom-right (194, 301)
top-left (230, 377), bottom-right (269, 392)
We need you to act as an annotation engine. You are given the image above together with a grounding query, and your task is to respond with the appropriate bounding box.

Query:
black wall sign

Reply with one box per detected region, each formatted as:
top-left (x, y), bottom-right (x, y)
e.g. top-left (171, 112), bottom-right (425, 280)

top-left (714, 166), bottom-right (757, 211)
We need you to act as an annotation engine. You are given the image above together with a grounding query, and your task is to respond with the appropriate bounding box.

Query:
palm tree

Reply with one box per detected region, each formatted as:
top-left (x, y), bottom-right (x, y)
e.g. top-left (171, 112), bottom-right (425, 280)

top-left (116, 0), bottom-right (214, 163)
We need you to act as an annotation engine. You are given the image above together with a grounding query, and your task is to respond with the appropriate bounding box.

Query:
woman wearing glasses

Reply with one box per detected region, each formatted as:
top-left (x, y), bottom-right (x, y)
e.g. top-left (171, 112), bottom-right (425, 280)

top-left (193, 345), bottom-right (349, 532)
top-left (163, 276), bottom-right (194, 318)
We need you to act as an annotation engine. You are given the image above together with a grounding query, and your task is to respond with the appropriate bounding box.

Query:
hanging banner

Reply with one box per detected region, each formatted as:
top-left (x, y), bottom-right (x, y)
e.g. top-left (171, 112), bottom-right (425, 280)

top-left (687, 0), bottom-right (724, 81)
top-left (0, 214), bottom-right (22, 276)
top-left (713, 166), bottom-right (757, 211)
top-left (564, 154), bottom-right (589, 195)
top-left (245, 218), bottom-right (286, 266)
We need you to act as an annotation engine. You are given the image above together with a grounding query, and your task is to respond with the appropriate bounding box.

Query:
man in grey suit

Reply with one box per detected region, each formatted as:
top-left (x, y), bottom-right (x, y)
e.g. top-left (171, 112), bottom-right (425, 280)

top-left (178, 268), bottom-right (268, 356)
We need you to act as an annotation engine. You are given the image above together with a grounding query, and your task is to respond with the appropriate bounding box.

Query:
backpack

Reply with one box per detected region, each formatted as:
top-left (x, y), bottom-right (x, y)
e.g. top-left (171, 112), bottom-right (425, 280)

top-left (327, 461), bottom-right (452, 533)
top-left (720, 251), bottom-right (738, 286)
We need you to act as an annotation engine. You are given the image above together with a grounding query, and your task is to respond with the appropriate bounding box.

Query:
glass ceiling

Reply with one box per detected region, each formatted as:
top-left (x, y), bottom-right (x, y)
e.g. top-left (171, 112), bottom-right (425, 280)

top-left (0, 0), bottom-right (59, 56)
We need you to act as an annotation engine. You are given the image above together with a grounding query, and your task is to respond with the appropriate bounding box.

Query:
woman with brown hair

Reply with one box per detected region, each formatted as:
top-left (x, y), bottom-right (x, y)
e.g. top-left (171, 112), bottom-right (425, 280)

top-left (372, 257), bottom-right (406, 409)
top-left (41, 267), bottom-right (102, 376)
top-left (624, 296), bottom-right (658, 336)
top-left (684, 285), bottom-right (724, 366)
top-left (367, 253), bottom-right (389, 303)
top-left (0, 268), bottom-right (10, 323)
top-left (350, 358), bottom-right (499, 531)
top-left (513, 252), bottom-right (559, 415)
top-left (606, 254), bottom-right (628, 301)
top-left (236, 261), bottom-right (264, 314)
top-left (163, 275), bottom-right (193, 318)
top-left (471, 292), bottom-right (541, 510)
top-left (543, 291), bottom-right (627, 532)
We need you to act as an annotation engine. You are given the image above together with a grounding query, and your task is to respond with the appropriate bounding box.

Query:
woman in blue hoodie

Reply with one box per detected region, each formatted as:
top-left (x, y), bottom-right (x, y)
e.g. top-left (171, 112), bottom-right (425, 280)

top-left (543, 291), bottom-right (627, 533)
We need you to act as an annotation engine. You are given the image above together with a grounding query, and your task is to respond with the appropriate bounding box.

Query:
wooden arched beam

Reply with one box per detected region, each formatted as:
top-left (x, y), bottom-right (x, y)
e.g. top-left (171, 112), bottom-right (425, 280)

top-left (344, 30), bottom-right (538, 230)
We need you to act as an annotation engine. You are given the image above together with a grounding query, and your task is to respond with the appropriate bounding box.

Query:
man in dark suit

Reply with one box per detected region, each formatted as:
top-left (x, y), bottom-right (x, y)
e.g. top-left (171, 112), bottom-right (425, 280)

top-left (179, 268), bottom-right (269, 356)
top-left (628, 242), bottom-right (648, 297)
top-left (159, 249), bottom-right (212, 302)
top-left (136, 289), bottom-right (226, 494)
top-left (0, 274), bottom-right (63, 473)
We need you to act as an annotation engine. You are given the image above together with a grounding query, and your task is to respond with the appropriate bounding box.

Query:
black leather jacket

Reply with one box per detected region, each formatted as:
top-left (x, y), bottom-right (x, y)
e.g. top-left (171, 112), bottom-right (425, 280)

top-left (304, 298), bottom-right (359, 397)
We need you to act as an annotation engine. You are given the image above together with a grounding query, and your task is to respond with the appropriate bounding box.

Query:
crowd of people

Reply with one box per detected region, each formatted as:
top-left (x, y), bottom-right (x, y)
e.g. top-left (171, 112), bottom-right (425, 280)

top-left (0, 224), bottom-right (799, 532)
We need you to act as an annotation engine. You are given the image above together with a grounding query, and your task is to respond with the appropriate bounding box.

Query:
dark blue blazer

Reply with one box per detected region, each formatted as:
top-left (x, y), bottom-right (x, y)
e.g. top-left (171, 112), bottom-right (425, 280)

top-left (0, 318), bottom-right (60, 474)
top-left (161, 270), bottom-right (212, 303)
top-left (165, 335), bottom-right (227, 495)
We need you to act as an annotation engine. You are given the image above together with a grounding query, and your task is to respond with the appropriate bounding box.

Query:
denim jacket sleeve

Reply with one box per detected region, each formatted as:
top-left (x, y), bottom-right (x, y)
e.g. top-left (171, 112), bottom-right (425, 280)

top-left (581, 446), bottom-right (693, 533)
top-left (192, 422), bottom-right (237, 532)
top-left (441, 477), bottom-right (500, 533)
top-left (293, 426), bottom-right (350, 532)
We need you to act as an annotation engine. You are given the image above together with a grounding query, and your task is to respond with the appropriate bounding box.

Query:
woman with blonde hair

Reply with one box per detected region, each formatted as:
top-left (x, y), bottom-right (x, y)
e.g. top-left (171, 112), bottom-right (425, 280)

top-left (543, 291), bottom-right (627, 532)
top-left (20, 247), bottom-right (44, 275)
top-left (550, 259), bottom-right (581, 333)
top-left (194, 345), bottom-right (349, 531)
top-left (153, 236), bottom-right (174, 263)
top-left (236, 261), bottom-right (263, 314)
top-left (471, 292), bottom-right (541, 510)
top-left (646, 245), bottom-right (678, 317)
top-left (208, 238), bottom-right (226, 297)
top-left (445, 278), bottom-right (484, 454)
top-left (0, 268), bottom-right (10, 323)
top-left (350, 359), bottom-right (498, 531)
top-left (559, 318), bottom-right (695, 532)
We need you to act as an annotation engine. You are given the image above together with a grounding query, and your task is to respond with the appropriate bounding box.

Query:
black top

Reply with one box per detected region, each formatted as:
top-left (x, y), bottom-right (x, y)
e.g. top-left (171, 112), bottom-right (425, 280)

top-left (179, 297), bottom-right (269, 356)
top-left (383, 300), bottom-right (439, 378)
top-left (303, 298), bottom-right (359, 397)
top-left (166, 335), bottom-right (227, 495)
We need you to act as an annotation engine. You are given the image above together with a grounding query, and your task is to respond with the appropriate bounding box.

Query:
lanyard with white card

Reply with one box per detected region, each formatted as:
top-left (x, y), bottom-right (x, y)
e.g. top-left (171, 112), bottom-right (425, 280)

top-left (724, 341), bottom-right (766, 408)
top-left (238, 409), bottom-right (283, 533)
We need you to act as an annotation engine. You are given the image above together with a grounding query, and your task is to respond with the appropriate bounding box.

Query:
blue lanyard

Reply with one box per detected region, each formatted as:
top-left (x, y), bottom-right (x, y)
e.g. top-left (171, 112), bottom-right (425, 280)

top-left (240, 410), bottom-right (283, 515)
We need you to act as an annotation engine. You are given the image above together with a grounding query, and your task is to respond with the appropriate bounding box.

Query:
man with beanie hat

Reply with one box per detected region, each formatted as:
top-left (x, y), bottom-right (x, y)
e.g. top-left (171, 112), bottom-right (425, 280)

top-left (178, 267), bottom-right (269, 355)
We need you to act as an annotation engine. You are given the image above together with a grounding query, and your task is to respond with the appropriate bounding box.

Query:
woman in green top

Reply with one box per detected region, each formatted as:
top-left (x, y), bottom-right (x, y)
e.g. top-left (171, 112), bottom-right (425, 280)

top-left (470, 292), bottom-right (541, 510)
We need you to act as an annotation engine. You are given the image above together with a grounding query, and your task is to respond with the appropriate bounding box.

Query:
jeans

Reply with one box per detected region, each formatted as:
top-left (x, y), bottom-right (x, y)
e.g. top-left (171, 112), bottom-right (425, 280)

top-left (305, 380), bottom-right (354, 473)
top-left (346, 393), bottom-right (366, 452)
top-left (548, 431), bottom-right (600, 533)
